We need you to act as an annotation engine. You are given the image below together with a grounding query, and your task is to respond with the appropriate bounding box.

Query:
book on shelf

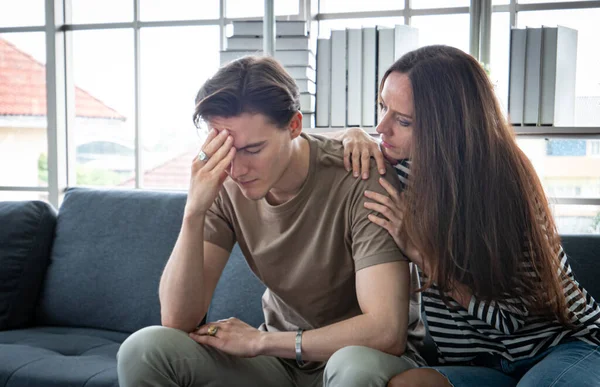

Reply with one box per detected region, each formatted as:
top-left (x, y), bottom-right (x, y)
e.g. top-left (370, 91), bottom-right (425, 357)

top-left (330, 29), bottom-right (347, 127)
top-left (377, 27), bottom-right (395, 122)
top-left (523, 27), bottom-right (543, 125)
top-left (316, 38), bottom-right (331, 127)
top-left (347, 28), bottom-right (363, 127)
top-left (286, 66), bottom-right (316, 82)
top-left (540, 26), bottom-right (577, 126)
top-left (362, 27), bottom-right (377, 128)
top-left (220, 49), bottom-right (316, 68)
top-left (394, 24), bottom-right (419, 60)
top-left (302, 112), bottom-right (314, 128)
top-left (296, 79), bottom-right (316, 94)
top-left (508, 28), bottom-right (527, 125)
top-left (225, 36), bottom-right (313, 51)
top-left (300, 93), bottom-right (316, 113)
top-left (227, 20), bottom-right (308, 37)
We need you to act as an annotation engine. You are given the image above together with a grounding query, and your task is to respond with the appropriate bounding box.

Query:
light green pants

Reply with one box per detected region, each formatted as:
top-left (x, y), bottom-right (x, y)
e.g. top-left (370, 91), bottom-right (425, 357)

top-left (117, 326), bottom-right (418, 387)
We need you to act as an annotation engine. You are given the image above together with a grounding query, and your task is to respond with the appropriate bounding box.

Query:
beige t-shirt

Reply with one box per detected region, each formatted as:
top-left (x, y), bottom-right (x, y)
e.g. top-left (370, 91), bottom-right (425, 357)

top-left (205, 133), bottom-right (425, 364)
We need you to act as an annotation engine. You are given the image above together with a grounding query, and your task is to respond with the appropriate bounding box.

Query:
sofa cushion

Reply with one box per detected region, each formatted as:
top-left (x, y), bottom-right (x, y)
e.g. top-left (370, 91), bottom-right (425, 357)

top-left (0, 327), bottom-right (126, 387)
top-left (561, 235), bottom-right (600, 300)
top-left (207, 244), bottom-right (266, 328)
top-left (36, 188), bottom-right (187, 334)
top-left (0, 201), bottom-right (56, 330)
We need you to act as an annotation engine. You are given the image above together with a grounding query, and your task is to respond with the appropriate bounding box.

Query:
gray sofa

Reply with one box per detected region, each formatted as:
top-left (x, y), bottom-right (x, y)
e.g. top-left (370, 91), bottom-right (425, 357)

top-left (0, 188), bottom-right (599, 387)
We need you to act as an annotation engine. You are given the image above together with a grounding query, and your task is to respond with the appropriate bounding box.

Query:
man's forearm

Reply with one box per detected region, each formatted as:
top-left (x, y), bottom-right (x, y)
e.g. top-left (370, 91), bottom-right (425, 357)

top-left (257, 313), bottom-right (406, 362)
top-left (159, 214), bottom-right (207, 332)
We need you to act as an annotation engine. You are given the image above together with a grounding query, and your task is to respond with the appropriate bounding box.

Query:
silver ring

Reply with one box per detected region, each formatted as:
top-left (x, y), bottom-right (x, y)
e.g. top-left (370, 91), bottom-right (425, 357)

top-left (197, 150), bottom-right (209, 162)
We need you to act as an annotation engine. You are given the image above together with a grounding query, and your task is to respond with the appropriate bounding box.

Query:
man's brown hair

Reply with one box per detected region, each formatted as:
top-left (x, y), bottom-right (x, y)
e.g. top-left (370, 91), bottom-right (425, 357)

top-left (193, 56), bottom-right (300, 129)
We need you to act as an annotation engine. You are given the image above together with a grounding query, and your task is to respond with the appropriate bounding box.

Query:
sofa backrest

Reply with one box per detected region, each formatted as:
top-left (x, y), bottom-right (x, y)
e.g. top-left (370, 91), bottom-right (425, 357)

top-left (36, 188), bottom-right (187, 333)
top-left (561, 235), bottom-right (600, 299)
top-left (0, 201), bottom-right (56, 330)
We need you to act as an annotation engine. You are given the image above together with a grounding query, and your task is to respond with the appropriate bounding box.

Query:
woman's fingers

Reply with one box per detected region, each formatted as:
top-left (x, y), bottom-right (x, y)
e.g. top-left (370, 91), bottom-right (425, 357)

top-left (361, 149), bottom-right (371, 179)
top-left (343, 145), bottom-right (352, 172)
top-left (378, 178), bottom-right (401, 203)
top-left (373, 145), bottom-right (387, 175)
top-left (364, 190), bottom-right (394, 208)
top-left (351, 148), bottom-right (361, 178)
top-left (367, 213), bottom-right (393, 234)
top-left (364, 201), bottom-right (400, 222)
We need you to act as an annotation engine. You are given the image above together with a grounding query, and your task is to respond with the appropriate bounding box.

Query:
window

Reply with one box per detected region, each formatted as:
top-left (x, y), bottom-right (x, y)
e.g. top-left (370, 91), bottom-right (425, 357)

top-left (411, 0), bottom-right (468, 9)
top-left (590, 141), bottom-right (600, 156)
top-left (141, 0), bottom-right (219, 21)
top-left (72, 29), bottom-right (135, 187)
top-left (139, 26), bottom-right (220, 190)
top-left (550, 205), bottom-right (600, 234)
top-left (0, 0), bottom-right (45, 27)
top-left (518, 138), bottom-right (600, 199)
top-left (226, 0), bottom-right (299, 18)
top-left (546, 140), bottom-right (587, 156)
top-left (70, 0), bottom-right (133, 24)
top-left (0, 33), bottom-right (47, 188)
top-left (319, 0), bottom-right (403, 13)
top-left (411, 14), bottom-right (470, 54)
top-left (490, 12), bottom-right (510, 112)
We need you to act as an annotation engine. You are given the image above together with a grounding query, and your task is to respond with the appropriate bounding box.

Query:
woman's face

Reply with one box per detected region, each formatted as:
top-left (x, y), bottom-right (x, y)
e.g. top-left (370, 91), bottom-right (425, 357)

top-left (376, 72), bottom-right (414, 163)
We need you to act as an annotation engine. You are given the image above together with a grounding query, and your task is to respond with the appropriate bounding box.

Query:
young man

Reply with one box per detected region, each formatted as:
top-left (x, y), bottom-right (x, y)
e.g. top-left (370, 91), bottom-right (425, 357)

top-left (117, 56), bottom-right (424, 387)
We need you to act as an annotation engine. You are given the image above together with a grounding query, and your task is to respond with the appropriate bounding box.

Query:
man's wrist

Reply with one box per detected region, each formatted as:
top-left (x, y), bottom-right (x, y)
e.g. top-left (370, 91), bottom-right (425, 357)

top-left (182, 210), bottom-right (206, 226)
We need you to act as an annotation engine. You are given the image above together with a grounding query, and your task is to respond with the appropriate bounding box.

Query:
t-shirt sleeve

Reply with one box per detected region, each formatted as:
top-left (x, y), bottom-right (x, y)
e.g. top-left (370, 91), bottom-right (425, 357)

top-left (204, 189), bottom-right (236, 252)
top-left (350, 165), bottom-right (407, 272)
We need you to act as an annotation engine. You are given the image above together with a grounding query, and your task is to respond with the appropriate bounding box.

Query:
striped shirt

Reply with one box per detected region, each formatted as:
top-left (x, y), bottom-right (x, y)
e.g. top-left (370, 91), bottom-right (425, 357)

top-left (393, 160), bottom-right (600, 365)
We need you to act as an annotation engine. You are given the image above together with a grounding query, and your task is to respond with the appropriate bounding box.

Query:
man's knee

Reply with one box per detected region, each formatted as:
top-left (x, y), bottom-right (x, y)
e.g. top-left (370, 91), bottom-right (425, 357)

top-left (117, 325), bottom-right (199, 384)
top-left (118, 325), bottom-right (188, 363)
top-left (324, 346), bottom-right (390, 387)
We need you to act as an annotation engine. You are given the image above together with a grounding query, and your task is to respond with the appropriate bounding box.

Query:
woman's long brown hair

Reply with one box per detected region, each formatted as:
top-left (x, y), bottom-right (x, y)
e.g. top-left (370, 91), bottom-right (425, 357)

top-left (382, 45), bottom-right (577, 324)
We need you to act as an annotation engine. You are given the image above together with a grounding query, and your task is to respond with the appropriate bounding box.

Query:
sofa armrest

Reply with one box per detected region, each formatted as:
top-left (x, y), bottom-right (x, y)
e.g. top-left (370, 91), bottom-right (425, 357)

top-left (0, 201), bottom-right (57, 330)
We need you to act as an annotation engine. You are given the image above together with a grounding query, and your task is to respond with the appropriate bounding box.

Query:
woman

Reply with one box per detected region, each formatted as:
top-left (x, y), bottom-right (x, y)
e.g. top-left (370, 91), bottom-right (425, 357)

top-left (339, 45), bottom-right (600, 386)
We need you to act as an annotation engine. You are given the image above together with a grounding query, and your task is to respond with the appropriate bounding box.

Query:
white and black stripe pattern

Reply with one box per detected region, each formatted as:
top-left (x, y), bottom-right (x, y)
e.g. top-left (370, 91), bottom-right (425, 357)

top-left (394, 161), bottom-right (600, 365)
top-left (394, 159), bottom-right (411, 189)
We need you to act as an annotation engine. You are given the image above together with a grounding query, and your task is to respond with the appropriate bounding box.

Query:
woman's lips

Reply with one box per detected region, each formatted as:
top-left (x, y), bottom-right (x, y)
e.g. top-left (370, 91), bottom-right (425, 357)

top-left (381, 140), bottom-right (394, 149)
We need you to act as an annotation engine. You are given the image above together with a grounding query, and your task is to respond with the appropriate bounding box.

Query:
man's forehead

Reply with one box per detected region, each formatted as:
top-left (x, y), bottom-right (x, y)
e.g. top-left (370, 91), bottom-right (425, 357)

top-left (208, 115), bottom-right (269, 148)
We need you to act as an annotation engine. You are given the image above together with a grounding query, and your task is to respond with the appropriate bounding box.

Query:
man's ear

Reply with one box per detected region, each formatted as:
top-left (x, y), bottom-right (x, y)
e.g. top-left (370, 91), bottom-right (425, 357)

top-left (288, 111), bottom-right (303, 139)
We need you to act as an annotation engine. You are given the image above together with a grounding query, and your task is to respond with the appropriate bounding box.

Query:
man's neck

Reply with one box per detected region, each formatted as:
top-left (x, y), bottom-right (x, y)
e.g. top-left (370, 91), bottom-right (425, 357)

top-left (266, 136), bottom-right (310, 206)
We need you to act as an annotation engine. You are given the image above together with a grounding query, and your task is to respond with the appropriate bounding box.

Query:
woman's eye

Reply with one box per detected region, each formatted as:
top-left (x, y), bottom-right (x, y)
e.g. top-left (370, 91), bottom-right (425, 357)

top-left (397, 119), bottom-right (411, 127)
top-left (245, 149), bottom-right (261, 155)
top-left (379, 103), bottom-right (387, 112)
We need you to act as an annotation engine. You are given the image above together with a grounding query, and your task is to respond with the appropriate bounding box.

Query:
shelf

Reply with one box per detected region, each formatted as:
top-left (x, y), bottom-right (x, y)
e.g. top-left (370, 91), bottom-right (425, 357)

top-left (512, 126), bottom-right (600, 137)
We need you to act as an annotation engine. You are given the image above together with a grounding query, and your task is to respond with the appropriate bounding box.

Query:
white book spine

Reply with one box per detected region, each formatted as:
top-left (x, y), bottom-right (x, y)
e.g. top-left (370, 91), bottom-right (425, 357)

top-left (300, 93), bottom-right (316, 113)
top-left (393, 24), bottom-right (419, 60)
top-left (226, 36), bottom-right (310, 51)
top-left (347, 29), bottom-right (363, 127)
top-left (297, 79), bottom-right (316, 94)
top-left (229, 21), bottom-right (308, 37)
top-left (551, 26), bottom-right (577, 126)
top-left (362, 27), bottom-right (377, 127)
top-left (286, 66), bottom-right (316, 82)
top-left (540, 27), bottom-right (558, 126)
top-left (330, 30), bottom-right (347, 127)
top-left (523, 27), bottom-right (543, 125)
top-left (220, 50), bottom-right (315, 68)
top-left (508, 28), bottom-right (527, 125)
top-left (316, 38), bottom-right (331, 127)
top-left (377, 28), bottom-right (395, 122)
